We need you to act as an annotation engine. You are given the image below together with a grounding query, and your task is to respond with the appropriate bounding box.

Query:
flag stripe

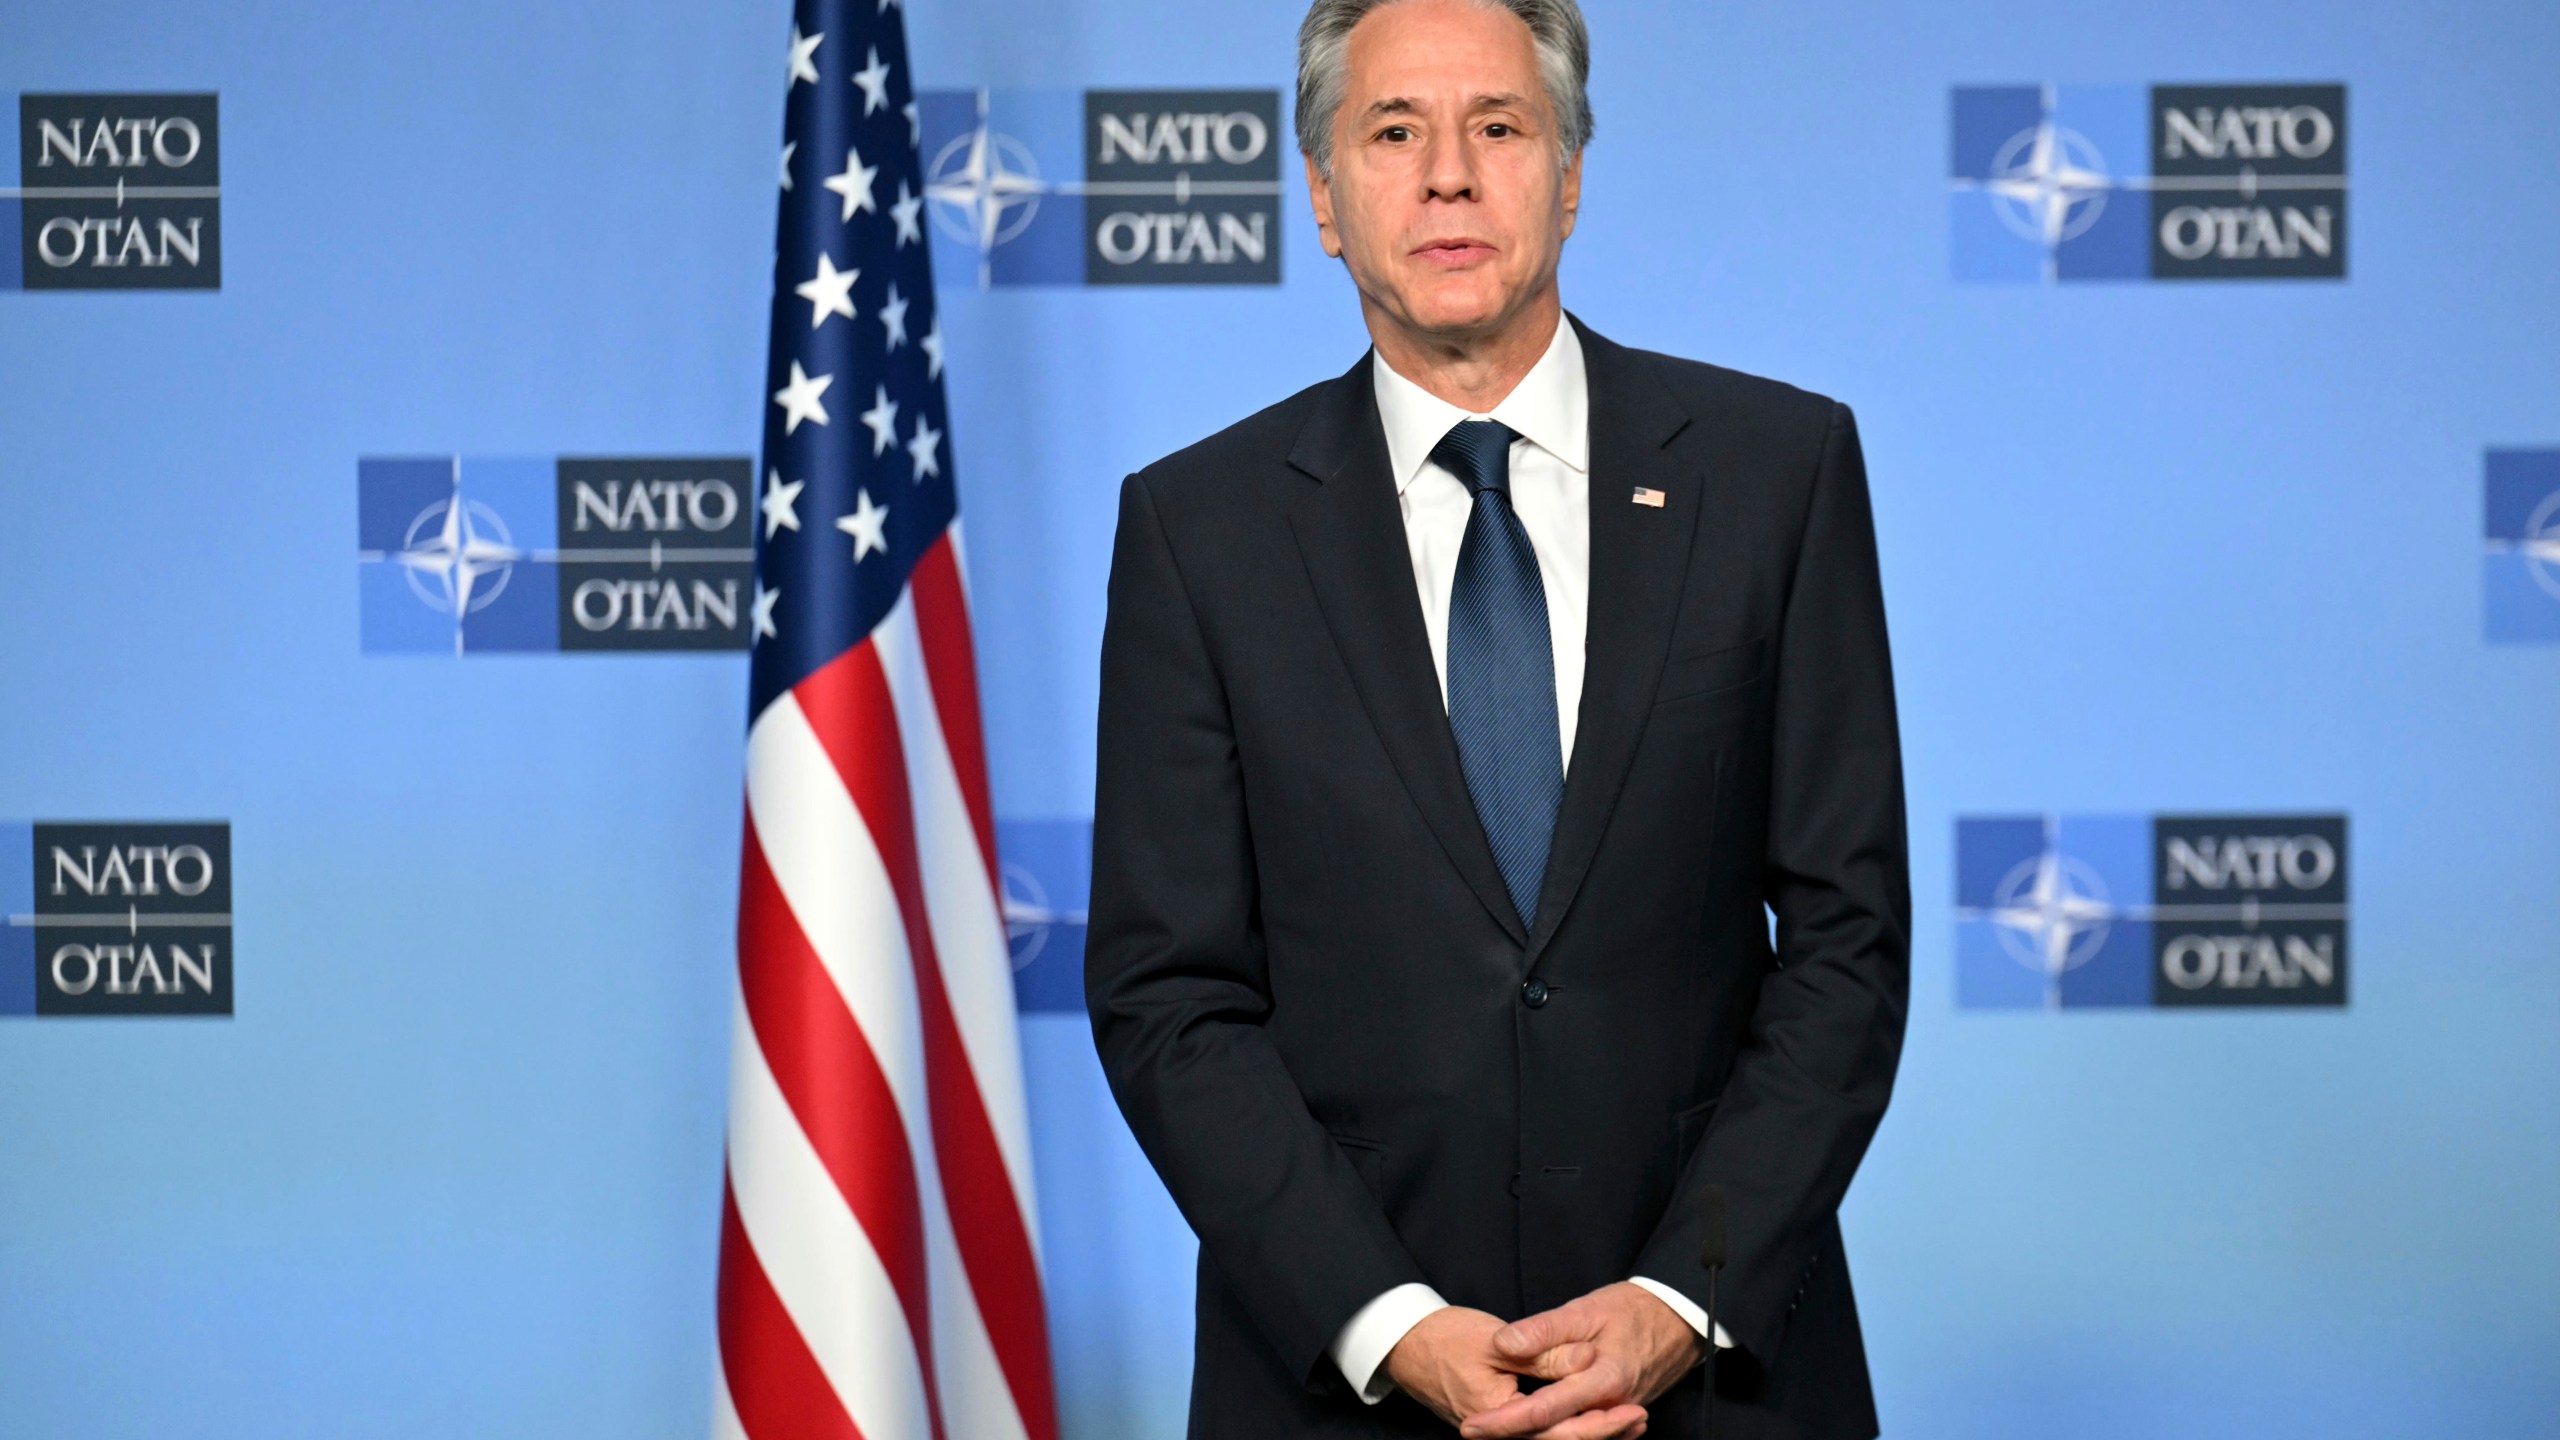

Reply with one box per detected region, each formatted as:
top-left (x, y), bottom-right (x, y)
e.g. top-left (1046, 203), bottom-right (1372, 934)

top-left (717, 1178), bottom-right (872, 1440)
top-left (918, 1148), bottom-right (1035, 1440)
top-left (728, 1013), bottom-right (937, 1440)
top-left (745, 693), bottom-right (1013, 1431)
top-left (745, 696), bottom-right (931, 1143)
top-left (736, 822), bottom-right (946, 1439)
top-left (793, 642), bottom-right (1062, 1440)
top-left (907, 535), bottom-right (1001, 899)
top-left (875, 592), bottom-right (1042, 1246)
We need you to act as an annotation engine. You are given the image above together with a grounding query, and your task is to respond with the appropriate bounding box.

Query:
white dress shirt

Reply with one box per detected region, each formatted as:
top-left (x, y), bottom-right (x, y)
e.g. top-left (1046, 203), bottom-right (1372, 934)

top-left (1326, 316), bottom-right (1730, 1404)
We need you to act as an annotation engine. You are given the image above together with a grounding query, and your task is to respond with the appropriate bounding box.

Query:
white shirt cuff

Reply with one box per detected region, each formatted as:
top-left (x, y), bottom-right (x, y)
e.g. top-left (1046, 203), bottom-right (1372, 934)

top-left (1329, 1282), bottom-right (1449, 1403)
top-left (1629, 1275), bottom-right (1735, 1352)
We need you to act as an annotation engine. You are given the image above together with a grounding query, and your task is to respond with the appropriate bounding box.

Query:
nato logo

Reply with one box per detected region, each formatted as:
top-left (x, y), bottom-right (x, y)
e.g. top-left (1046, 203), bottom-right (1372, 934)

top-left (358, 456), bottom-right (755, 654)
top-left (7, 93), bottom-right (219, 291)
top-left (1956, 814), bottom-right (2349, 1009)
top-left (916, 89), bottom-right (1281, 288)
top-left (2485, 449), bottom-right (2560, 643)
top-left (998, 819), bottom-right (1089, 1014)
top-left (1950, 84), bottom-right (2346, 283)
top-left (3, 822), bottom-right (231, 1017)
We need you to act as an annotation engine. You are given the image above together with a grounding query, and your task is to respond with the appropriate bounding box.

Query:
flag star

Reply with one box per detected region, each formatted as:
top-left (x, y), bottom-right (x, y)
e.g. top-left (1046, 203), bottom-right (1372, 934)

top-left (852, 46), bottom-right (893, 116)
top-left (779, 140), bottom-right (796, 191)
top-left (761, 468), bottom-right (805, 537)
top-left (793, 252), bottom-right (859, 329)
top-left (772, 360), bottom-right (833, 433)
top-left (836, 488), bottom-right (890, 561)
top-left (786, 26), bottom-right (823, 87)
top-left (824, 146), bottom-right (879, 222)
top-left (907, 414), bottom-right (943, 482)
top-left (879, 281), bottom-right (910, 350)
top-left (890, 180), bottom-right (923, 248)
top-left (860, 385), bottom-right (900, 457)
top-left (904, 100), bottom-right (920, 146)
top-left (752, 583), bottom-right (781, 641)
top-left (920, 316), bottom-right (944, 381)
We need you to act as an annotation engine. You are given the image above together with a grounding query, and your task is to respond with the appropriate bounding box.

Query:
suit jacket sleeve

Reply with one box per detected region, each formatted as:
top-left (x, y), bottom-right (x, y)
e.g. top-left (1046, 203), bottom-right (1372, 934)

top-left (1085, 471), bottom-right (1429, 1393)
top-left (1633, 402), bottom-right (1911, 1372)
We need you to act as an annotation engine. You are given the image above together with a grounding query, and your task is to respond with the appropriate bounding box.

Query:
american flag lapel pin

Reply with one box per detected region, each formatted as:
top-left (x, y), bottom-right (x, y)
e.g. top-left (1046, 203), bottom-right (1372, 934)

top-left (1631, 486), bottom-right (1666, 508)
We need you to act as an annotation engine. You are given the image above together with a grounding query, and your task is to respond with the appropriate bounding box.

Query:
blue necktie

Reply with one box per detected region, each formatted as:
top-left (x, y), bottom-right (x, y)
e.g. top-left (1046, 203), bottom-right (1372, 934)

top-left (1435, 419), bottom-right (1563, 931)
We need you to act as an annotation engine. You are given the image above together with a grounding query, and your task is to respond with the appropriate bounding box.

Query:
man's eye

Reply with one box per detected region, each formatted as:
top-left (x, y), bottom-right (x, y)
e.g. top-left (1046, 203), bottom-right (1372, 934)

top-left (1484, 123), bottom-right (1513, 138)
top-left (1379, 125), bottom-right (1412, 142)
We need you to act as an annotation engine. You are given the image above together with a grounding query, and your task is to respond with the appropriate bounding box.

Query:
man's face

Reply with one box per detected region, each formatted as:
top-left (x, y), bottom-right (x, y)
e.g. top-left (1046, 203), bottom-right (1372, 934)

top-left (1307, 0), bottom-right (1582, 344)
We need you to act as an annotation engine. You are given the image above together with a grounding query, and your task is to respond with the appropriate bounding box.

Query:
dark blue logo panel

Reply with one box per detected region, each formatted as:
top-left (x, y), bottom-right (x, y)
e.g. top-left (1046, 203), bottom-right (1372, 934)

top-left (2485, 449), bottom-right (2560, 643)
top-left (12, 93), bottom-right (220, 291)
top-left (1957, 813), bottom-right (2349, 1009)
top-left (1950, 83), bottom-right (2346, 284)
top-left (920, 88), bottom-right (1282, 289)
top-left (3, 822), bottom-right (232, 1017)
top-left (357, 456), bottom-right (753, 654)
top-left (997, 818), bottom-right (1089, 1014)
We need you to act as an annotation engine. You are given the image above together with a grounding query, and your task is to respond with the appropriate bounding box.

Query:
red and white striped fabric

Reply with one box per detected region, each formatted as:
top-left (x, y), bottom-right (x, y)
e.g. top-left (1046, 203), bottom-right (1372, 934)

top-left (715, 2), bottom-right (1058, 1434)
top-left (716, 540), bottom-right (1059, 1440)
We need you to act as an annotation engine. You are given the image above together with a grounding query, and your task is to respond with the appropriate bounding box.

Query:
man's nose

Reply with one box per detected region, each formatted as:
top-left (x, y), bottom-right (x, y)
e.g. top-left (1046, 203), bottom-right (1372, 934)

top-left (1420, 125), bottom-right (1479, 202)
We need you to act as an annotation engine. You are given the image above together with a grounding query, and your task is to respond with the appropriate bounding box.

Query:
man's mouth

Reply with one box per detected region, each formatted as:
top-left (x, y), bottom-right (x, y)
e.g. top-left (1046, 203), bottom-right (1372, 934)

top-left (1412, 238), bottom-right (1497, 267)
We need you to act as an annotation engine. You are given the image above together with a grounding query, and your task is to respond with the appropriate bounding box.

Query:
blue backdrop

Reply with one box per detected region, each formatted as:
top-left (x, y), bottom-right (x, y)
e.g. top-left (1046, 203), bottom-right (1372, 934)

top-left (3, 0), bottom-right (2556, 1436)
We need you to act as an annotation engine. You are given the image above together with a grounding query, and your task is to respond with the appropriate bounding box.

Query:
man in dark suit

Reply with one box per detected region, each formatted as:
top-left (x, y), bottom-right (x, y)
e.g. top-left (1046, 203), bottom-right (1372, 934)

top-left (1085, 0), bottom-right (1908, 1435)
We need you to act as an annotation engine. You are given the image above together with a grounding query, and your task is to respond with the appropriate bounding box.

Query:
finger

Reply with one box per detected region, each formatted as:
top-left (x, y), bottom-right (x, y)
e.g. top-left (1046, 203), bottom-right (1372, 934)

top-left (1528, 1403), bottom-right (1650, 1440)
top-left (1492, 1302), bottom-right (1593, 1360)
top-left (1458, 1366), bottom-right (1625, 1439)
top-left (1508, 1340), bottom-right (1598, 1381)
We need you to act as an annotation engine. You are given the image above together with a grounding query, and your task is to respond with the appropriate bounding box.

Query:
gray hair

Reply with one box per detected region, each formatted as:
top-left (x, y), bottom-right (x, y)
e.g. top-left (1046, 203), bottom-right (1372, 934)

top-left (1295, 0), bottom-right (1593, 178)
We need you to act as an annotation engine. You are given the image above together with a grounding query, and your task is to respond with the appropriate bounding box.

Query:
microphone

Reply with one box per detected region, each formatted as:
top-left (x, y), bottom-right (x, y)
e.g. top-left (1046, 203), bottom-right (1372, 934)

top-left (1698, 1185), bottom-right (1726, 1440)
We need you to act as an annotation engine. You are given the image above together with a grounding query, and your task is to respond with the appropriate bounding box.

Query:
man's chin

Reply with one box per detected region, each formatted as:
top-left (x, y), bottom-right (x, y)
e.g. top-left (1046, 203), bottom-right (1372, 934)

top-left (1390, 291), bottom-right (1526, 344)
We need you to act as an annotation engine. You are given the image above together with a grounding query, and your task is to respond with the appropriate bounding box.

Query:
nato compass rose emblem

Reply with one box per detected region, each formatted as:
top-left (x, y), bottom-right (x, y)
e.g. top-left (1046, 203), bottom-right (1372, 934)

top-left (1955, 813), bottom-right (2155, 1009)
top-left (1981, 121), bottom-right (2114, 256)
top-left (1949, 85), bottom-right (2149, 283)
top-left (2518, 491), bottom-right (2560, 601)
top-left (925, 92), bottom-right (1050, 289)
top-left (1000, 859), bottom-right (1085, 973)
top-left (1981, 840), bottom-right (2117, 1005)
top-left (991, 819), bottom-right (1095, 1013)
top-left (2484, 449), bottom-right (2560, 642)
top-left (394, 485), bottom-right (525, 635)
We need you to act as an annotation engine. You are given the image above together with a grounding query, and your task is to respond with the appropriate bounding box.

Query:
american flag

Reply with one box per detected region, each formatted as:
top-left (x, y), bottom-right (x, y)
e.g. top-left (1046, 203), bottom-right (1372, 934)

top-left (715, 2), bottom-right (1058, 1437)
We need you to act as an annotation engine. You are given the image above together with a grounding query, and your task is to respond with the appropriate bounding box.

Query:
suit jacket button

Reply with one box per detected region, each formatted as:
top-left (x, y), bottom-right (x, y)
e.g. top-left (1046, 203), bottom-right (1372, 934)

top-left (1521, 978), bottom-right (1550, 1009)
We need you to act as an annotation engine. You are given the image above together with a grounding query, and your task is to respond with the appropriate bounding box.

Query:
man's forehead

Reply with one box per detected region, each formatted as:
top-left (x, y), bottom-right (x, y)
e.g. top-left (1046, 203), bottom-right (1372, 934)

top-left (1344, 0), bottom-right (1542, 86)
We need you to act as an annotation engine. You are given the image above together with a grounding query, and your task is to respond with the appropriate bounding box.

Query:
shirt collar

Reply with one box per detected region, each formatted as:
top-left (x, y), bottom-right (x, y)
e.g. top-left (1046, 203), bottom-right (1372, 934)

top-left (1371, 312), bottom-right (1590, 496)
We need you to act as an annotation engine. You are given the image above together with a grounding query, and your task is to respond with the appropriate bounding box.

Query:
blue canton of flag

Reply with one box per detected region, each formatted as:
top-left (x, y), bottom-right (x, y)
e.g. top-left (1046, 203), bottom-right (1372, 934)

top-left (753, 1), bottom-right (952, 716)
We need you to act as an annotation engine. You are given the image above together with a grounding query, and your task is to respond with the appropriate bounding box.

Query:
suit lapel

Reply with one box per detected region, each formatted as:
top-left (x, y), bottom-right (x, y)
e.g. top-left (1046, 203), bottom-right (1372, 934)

top-left (1284, 355), bottom-right (1528, 947)
top-left (1525, 318), bottom-right (1701, 961)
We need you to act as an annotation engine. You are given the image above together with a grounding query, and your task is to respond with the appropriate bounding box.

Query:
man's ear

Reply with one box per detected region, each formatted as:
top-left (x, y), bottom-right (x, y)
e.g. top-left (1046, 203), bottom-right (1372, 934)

top-left (1558, 148), bottom-right (1584, 241)
top-left (1304, 151), bottom-right (1344, 260)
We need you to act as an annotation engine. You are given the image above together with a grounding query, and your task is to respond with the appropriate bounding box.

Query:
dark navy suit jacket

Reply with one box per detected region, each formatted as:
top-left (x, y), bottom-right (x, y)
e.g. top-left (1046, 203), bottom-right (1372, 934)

top-left (1087, 317), bottom-right (1909, 1438)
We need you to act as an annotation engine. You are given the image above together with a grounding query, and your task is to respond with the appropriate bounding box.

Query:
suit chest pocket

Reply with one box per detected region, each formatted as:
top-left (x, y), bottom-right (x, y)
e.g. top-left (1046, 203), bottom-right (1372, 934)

top-left (1650, 636), bottom-right (1768, 739)
top-left (1656, 636), bottom-right (1767, 703)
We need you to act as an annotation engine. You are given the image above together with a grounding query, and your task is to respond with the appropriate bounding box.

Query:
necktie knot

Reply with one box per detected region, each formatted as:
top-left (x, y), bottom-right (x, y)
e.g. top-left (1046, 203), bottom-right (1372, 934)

top-left (1430, 419), bottom-right (1519, 499)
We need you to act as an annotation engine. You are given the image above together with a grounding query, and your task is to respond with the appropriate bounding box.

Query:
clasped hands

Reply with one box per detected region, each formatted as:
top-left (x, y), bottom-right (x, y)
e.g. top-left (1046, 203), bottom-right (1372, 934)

top-left (1382, 1280), bottom-right (1706, 1440)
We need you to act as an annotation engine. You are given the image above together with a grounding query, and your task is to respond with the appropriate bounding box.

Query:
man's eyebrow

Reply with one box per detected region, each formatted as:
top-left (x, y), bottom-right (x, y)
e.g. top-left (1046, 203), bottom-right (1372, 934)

top-left (1354, 92), bottom-right (1534, 125)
